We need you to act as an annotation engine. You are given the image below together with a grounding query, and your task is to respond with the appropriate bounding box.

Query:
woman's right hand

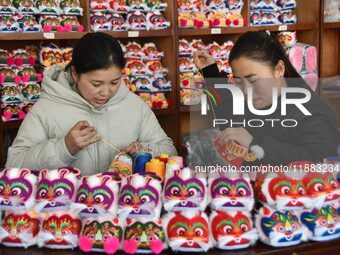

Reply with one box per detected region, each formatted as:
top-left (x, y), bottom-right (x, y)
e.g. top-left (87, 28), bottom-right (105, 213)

top-left (193, 50), bottom-right (216, 70)
top-left (65, 121), bottom-right (102, 155)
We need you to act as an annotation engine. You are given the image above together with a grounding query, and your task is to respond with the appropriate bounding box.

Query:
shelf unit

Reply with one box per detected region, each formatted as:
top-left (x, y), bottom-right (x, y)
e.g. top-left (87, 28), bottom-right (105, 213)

top-left (1, 0), bottom-right (338, 166)
top-left (320, 0), bottom-right (340, 138)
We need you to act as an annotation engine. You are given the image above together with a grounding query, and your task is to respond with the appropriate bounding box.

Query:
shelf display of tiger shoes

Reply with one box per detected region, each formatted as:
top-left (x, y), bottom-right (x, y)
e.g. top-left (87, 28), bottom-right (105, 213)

top-left (178, 0), bottom-right (245, 29)
top-left (90, 0), bottom-right (170, 32)
top-left (121, 41), bottom-right (172, 109)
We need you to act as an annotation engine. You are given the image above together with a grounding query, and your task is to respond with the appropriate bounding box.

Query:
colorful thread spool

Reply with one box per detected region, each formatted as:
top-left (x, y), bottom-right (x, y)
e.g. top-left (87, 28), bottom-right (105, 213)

top-left (168, 156), bottom-right (184, 168)
top-left (156, 153), bottom-right (169, 164)
top-left (145, 159), bottom-right (166, 178)
top-left (165, 160), bottom-right (181, 179)
top-left (133, 152), bottom-right (152, 174)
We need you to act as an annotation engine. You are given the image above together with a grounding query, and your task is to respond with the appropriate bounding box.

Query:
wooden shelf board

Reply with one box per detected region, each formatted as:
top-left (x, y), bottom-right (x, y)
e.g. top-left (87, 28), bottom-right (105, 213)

top-left (103, 29), bottom-right (172, 39)
top-left (179, 24), bottom-right (316, 36)
top-left (0, 32), bottom-right (88, 40)
top-left (180, 105), bottom-right (201, 113)
top-left (153, 107), bottom-right (176, 116)
top-left (0, 120), bottom-right (22, 130)
top-left (0, 29), bottom-right (173, 40)
top-left (0, 109), bottom-right (174, 130)
top-left (323, 22), bottom-right (340, 29)
top-left (320, 91), bottom-right (340, 99)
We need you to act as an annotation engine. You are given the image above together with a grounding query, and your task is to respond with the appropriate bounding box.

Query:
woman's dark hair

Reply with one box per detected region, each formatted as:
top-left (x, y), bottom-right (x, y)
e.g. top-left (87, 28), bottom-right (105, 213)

top-left (67, 32), bottom-right (125, 74)
top-left (229, 30), bottom-right (301, 78)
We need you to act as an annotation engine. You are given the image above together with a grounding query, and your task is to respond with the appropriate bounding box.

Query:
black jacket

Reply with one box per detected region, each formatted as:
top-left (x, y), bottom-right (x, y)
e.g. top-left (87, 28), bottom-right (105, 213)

top-left (201, 63), bottom-right (338, 166)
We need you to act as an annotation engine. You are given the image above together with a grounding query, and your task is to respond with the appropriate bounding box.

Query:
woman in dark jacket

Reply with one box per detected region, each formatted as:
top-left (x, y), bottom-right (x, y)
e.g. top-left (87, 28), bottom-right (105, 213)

top-left (193, 30), bottom-right (337, 166)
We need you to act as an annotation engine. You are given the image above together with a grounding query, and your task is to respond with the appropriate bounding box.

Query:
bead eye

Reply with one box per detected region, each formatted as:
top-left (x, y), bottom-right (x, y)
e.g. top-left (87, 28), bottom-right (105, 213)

top-left (94, 194), bottom-right (104, 203)
top-left (280, 186), bottom-right (291, 195)
top-left (298, 187), bottom-right (305, 195)
top-left (123, 195), bottom-right (132, 204)
top-left (140, 195), bottom-right (150, 204)
top-left (237, 187), bottom-right (247, 196)
top-left (176, 227), bottom-right (185, 236)
top-left (223, 225), bottom-right (233, 234)
top-left (219, 187), bottom-right (229, 195)
top-left (278, 226), bottom-right (285, 232)
top-left (313, 183), bottom-right (323, 192)
top-left (188, 188), bottom-right (197, 197)
top-left (240, 224), bottom-right (249, 233)
top-left (38, 189), bottom-right (48, 198)
top-left (330, 180), bottom-right (337, 189)
top-left (55, 188), bottom-right (65, 197)
top-left (170, 187), bottom-right (180, 196)
top-left (78, 194), bottom-right (86, 203)
top-left (195, 227), bottom-right (203, 236)
top-left (11, 187), bottom-right (21, 196)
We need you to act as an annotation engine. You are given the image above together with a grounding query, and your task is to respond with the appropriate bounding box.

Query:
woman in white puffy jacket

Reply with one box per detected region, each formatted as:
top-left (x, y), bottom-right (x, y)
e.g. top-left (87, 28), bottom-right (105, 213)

top-left (6, 32), bottom-right (177, 175)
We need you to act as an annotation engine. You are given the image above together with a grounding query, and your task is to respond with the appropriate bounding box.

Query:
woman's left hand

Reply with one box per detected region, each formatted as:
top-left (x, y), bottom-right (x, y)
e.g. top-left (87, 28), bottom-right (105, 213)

top-left (120, 141), bottom-right (143, 155)
top-left (217, 128), bottom-right (253, 149)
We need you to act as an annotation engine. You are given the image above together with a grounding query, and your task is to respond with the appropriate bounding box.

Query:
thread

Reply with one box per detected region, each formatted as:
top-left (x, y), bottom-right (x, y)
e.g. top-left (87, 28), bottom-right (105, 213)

top-left (133, 152), bottom-right (152, 174)
top-left (156, 154), bottom-right (169, 164)
top-left (145, 159), bottom-right (165, 178)
top-left (165, 160), bottom-right (181, 179)
top-left (168, 156), bottom-right (184, 168)
top-left (100, 138), bottom-right (121, 153)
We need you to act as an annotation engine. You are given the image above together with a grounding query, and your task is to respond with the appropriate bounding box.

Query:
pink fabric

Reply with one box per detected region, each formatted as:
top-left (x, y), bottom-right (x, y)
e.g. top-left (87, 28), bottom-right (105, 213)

top-left (0, 74), bottom-right (5, 83)
top-left (37, 74), bottom-right (43, 82)
top-left (306, 46), bottom-right (317, 73)
top-left (14, 58), bottom-right (23, 66)
top-left (233, 19), bottom-right (239, 26)
top-left (18, 110), bottom-right (25, 120)
top-left (78, 25), bottom-right (84, 32)
top-left (22, 74), bottom-right (30, 82)
top-left (180, 19), bottom-right (187, 27)
top-left (289, 46), bottom-right (303, 72)
top-left (104, 236), bottom-right (120, 254)
top-left (57, 25), bottom-right (64, 32)
top-left (79, 235), bottom-right (92, 252)
top-left (64, 24), bottom-right (72, 32)
top-left (123, 239), bottom-right (137, 254)
top-left (150, 239), bottom-right (163, 254)
top-left (14, 75), bottom-right (21, 84)
top-left (3, 111), bottom-right (12, 120)
top-left (303, 73), bottom-right (318, 91)
top-left (43, 25), bottom-right (52, 32)
top-left (6, 57), bottom-right (14, 66)
top-left (28, 57), bottom-right (35, 66)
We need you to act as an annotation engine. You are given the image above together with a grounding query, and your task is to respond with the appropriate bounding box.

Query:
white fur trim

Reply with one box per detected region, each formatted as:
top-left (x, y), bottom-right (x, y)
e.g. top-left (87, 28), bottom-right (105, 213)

top-left (250, 145), bottom-right (265, 160)
top-left (161, 212), bottom-right (176, 242)
top-left (261, 178), bottom-right (276, 206)
top-left (255, 207), bottom-right (268, 243)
